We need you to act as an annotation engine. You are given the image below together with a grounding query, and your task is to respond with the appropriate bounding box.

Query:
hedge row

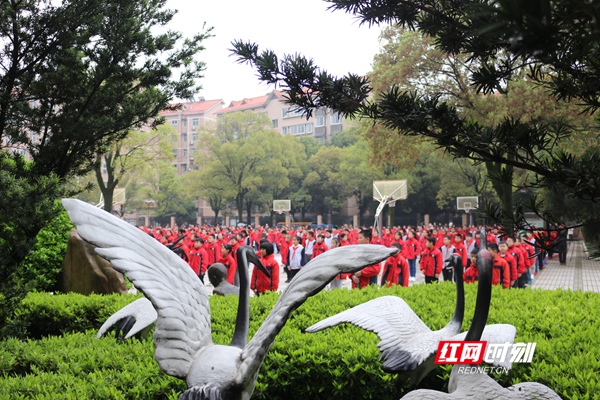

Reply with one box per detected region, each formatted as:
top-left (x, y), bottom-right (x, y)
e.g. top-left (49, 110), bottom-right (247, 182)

top-left (2, 284), bottom-right (600, 399)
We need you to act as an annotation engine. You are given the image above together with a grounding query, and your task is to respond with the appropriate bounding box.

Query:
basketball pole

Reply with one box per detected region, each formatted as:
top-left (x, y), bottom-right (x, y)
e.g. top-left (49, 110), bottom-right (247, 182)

top-left (373, 180), bottom-right (407, 237)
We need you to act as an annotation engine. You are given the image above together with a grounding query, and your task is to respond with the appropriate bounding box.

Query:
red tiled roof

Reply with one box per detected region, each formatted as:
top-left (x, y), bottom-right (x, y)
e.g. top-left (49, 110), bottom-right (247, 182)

top-left (161, 99), bottom-right (223, 115)
top-left (215, 90), bottom-right (285, 115)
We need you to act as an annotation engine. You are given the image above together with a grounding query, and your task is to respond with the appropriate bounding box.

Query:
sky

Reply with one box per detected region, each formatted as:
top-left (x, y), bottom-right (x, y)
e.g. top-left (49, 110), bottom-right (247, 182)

top-left (167, 0), bottom-right (384, 105)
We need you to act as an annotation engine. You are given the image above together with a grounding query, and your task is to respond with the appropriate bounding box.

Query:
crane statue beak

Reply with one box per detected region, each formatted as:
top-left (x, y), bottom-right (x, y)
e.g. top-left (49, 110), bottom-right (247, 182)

top-left (239, 246), bottom-right (271, 278)
top-left (254, 257), bottom-right (270, 278)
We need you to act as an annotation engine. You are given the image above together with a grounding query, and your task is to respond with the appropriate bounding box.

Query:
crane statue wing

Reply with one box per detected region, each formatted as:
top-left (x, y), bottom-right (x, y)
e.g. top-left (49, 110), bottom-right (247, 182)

top-left (235, 245), bottom-right (397, 388)
top-left (62, 199), bottom-right (212, 378)
top-left (97, 297), bottom-right (158, 339)
top-left (306, 296), bottom-right (431, 361)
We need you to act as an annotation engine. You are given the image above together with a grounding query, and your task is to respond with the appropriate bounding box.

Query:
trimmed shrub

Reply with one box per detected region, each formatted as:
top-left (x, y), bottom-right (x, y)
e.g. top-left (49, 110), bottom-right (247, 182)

top-left (2, 284), bottom-right (600, 399)
top-left (15, 209), bottom-right (74, 292)
top-left (8, 292), bottom-right (139, 339)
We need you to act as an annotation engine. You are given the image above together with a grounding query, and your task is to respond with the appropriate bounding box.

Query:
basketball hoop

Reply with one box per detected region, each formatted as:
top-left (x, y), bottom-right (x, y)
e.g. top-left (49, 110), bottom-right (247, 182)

top-left (273, 199), bottom-right (291, 215)
top-left (389, 200), bottom-right (397, 208)
top-left (464, 205), bottom-right (471, 214)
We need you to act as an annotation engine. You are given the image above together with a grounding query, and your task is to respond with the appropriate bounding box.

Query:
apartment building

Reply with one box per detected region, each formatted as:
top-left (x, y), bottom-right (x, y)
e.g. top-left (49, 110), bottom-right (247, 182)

top-left (215, 90), bottom-right (344, 142)
top-left (160, 98), bottom-right (224, 174)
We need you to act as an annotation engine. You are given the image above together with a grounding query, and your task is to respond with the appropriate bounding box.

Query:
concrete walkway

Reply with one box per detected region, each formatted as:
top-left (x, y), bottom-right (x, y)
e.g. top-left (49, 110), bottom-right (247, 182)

top-left (530, 240), bottom-right (600, 292)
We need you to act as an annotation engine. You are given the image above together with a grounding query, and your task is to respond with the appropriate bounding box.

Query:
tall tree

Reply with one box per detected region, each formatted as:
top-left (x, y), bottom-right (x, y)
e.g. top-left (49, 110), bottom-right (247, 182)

top-left (186, 164), bottom-right (234, 224)
top-left (143, 161), bottom-right (194, 223)
top-left (303, 146), bottom-right (348, 219)
top-left (94, 124), bottom-right (177, 214)
top-left (231, 1), bottom-right (600, 231)
top-left (338, 137), bottom-right (383, 226)
top-left (197, 111), bottom-right (304, 224)
top-left (0, 0), bottom-right (210, 328)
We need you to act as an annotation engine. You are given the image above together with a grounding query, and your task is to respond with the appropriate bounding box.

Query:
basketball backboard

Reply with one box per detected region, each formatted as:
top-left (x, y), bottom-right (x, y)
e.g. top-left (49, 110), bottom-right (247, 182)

top-left (273, 199), bottom-right (291, 213)
top-left (373, 180), bottom-right (408, 203)
top-left (457, 196), bottom-right (479, 212)
top-left (113, 188), bottom-right (126, 206)
top-left (97, 188), bottom-right (126, 209)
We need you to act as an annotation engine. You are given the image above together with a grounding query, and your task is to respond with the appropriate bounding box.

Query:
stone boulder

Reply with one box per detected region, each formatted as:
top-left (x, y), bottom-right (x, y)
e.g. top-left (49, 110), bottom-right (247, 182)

top-left (61, 229), bottom-right (127, 295)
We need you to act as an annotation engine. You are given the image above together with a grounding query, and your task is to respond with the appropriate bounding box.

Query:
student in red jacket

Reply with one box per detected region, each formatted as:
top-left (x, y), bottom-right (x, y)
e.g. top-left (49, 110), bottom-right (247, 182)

top-left (328, 237), bottom-right (346, 289)
top-left (205, 234), bottom-right (221, 266)
top-left (420, 237), bottom-right (443, 284)
top-left (382, 227), bottom-right (395, 247)
top-left (339, 232), bottom-right (351, 247)
top-left (499, 241), bottom-right (518, 287)
top-left (188, 238), bottom-right (208, 283)
top-left (453, 234), bottom-right (468, 268)
top-left (220, 244), bottom-right (237, 286)
top-left (382, 243), bottom-right (410, 287)
top-left (463, 249), bottom-right (479, 284)
top-left (518, 234), bottom-right (535, 285)
top-left (404, 230), bottom-right (420, 282)
top-left (311, 234), bottom-right (329, 259)
top-left (351, 229), bottom-right (381, 289)
top-left (251, 241), bottom-right (279, 295)
top-left (278, 231), bottom-right (291, 282)
top-left (488, 243), bottom-right (511, 289)
top-left (507, 236), bottom-right (527, 288)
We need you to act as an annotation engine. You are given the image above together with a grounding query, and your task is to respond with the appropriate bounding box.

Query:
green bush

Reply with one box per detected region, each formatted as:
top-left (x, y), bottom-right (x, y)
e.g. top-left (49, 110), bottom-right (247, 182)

top-left (14, 208), bottom-right (73, 292)
top-left (7, 292), bottom-right (139, 339)
top-left (2, 285), bottom-right (600, 399)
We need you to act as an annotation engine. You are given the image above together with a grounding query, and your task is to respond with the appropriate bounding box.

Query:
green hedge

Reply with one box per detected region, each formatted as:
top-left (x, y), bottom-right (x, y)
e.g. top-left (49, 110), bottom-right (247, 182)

top-left (15, 209), bottom-right (74, 292)
top-left (2, 285), bottom-right (600, 399)
top-left (6, 292), bottom-right (139, 339)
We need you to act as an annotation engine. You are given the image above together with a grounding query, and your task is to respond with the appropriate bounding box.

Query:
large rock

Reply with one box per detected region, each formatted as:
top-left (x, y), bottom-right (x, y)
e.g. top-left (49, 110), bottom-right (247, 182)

top-left (61, 229), bottom-right (127, 295)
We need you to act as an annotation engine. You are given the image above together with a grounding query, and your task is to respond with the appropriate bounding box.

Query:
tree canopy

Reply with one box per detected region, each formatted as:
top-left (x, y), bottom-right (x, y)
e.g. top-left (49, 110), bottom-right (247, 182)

top-left (231, 0), bottom-right (600, 231)
top-left (0, 0), bottom-right (210, 331)
top-left (192, 111), bottom-right (305, 225)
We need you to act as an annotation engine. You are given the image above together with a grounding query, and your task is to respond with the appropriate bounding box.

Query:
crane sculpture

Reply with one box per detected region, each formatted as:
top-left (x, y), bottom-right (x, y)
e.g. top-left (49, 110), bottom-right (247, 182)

top-left (62, 198), bottom-right (396, 400)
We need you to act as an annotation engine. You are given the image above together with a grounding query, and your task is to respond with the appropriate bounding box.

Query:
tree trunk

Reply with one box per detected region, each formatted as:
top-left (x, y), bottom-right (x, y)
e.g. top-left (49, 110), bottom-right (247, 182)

top-left (236, 193), bottom-right (244, 224)
top-left (245, 200), bottom-right (253, 226)
top-left (485, 161), bottom-right (514, 236)
top-left (94, 155), bottom-right (118, 214)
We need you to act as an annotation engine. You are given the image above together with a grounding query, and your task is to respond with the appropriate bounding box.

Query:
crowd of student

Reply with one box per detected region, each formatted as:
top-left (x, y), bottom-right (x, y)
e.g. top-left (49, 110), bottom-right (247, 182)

top-left (139, 222), bottom-right (565, 294)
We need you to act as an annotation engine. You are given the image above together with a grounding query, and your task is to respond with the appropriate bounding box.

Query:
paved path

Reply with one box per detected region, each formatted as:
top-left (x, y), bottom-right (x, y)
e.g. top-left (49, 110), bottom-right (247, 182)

top-left (200, 240), bottom-right (600, 295)
top-left (531, 240), bottom-right (600, 292)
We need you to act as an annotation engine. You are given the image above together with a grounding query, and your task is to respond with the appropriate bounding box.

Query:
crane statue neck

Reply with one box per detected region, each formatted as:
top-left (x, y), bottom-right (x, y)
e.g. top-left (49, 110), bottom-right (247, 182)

top-left (230, 246), bottom-right (252, 349)
top-left (465, 250), bottom-right (493, 341)
top-left (443, 255), bottom-right (464, 333)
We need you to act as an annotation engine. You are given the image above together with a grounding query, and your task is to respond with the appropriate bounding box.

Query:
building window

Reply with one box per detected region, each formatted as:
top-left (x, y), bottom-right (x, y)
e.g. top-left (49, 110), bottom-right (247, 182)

top-left (281, 123), bottom-right (313, 135)
top-left (182, 133), bottom-right (187, 143)
top-left (171, 120), bottom-right (178, 126)
top-left (282, 107), bottom-right (303, 119)
top-left (330, 112), bottom-right (341, 125)
top-left (315, 116), bottom-right (325, 127)
top-left (272, 119), bottom-right (279, 128)
top-left (173, 149), bottom-right (178, 158)
top-left (182, 164), bottom-right (187, 172)
top-left (192, 132), bottom-right (199, 141)
top-left (192, 118), bottom-right (199, 130)
top-left (183, 149), bottom-right (187, 157)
